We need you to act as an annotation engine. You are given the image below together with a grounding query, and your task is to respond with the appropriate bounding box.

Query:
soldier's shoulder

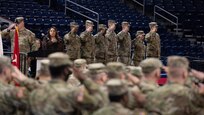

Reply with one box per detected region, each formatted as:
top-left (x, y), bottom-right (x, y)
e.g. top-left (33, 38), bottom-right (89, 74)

top-left (149, 84), bottom-right (189, 98)
top-left (117, 31), bottom-right (123, 35)
top-left (80, 31), bottom-right (86, 35)
top-left (63, 32), bottom-right (70, 38)
top-left (79, 31), bottom-right (86, 37)
top-left (94, 33), bottom-right (99, 37)
top-left (145, 32), bottom-right (151, 38)
top-left (139, 81), bottom-right (158, 94)
top-left (25, 28), bottom-right (35, 35)
top-left (128, 32), bottom-right (131, 36)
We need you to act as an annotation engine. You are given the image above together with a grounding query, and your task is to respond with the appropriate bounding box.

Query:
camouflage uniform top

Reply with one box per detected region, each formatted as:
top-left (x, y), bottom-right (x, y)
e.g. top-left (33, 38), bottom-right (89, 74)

top-left (67, 74), bottom-right (81, 87)
top-left (93, 102), bottom-right (134, 115)
top-left (145, 32), bottom-right (160, 58)
top-left (132, 38), bottom-right (145, 59)
top-left (80, 31), bottom-right (95, 58)
top-left (29, 78), bottom-right (105, 115)
top-left (94, 32), bottom-right (108, 58)
top-left (1, 28), bottom-right (38, 53)
top-left (0, 82), bottom-right (28, 115)
top-left (145, 82), bottom-right (204, 115)
top-left (139, 80), bottom-right (159, 94)
top-left (105, 30), bottom-right (117, 56)
top-left (117, 31), bottom-right (131, 56)
top-left (64, 32), bottom-right (81, 59)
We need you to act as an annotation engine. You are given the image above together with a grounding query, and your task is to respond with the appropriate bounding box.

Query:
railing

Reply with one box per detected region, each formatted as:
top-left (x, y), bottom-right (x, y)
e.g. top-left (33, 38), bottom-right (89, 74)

top-left (154, 5), bottom-right (179, 35)
top-left (65, 0), bottom-right (99, 30)
top-left (132, 0), bottom-right (145, 15)
top-left (4, 52), bottom-right (27, 74)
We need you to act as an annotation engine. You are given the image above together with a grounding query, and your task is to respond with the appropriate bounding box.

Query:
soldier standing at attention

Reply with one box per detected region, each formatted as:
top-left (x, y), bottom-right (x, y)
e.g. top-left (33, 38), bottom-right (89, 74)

top-left (145, 22), bottom-right (161, 58)
top-left (1, 17), bottom-right (39, 54)
top-left (139, 58), bottom-right (163, 95)
top-left (80, 20), bottom-right (95, 64)
top-left (35, 59), bottom-right (51, 83)
top-left (145, 56), bottom-right (204, 115)
top-left (94, 24), bottom-right (108, 64)
top-left (117, 21), bottom-right (131, 65)
top-left (105, 20), bottom-right (118, 62)
top-left (67, 59), bottom-right (88, 87)
top-left (93, 79), bottom-right (135, 115)
top-left (1, 17), bottom-right (39, 74)
top-left (29, 52), bottom-right (106, 114)
top-left (64, 22), bottom-right (81, 61)
top-left (132, 30), bottom-right (146, 66)
top-left (0, 56), bottom-right (28, 114)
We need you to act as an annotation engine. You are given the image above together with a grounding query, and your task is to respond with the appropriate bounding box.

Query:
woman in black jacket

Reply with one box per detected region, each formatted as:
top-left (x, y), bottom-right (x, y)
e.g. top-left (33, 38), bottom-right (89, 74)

top-left (42, 26), bottom-right (64, 52)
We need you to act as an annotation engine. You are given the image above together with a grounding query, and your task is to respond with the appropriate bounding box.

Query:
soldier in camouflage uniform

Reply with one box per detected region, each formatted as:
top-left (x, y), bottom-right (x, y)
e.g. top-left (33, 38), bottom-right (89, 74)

top-left (82, 63), bottom-right (109, 115)
top-left (117, 22), bottom-right (131, 65)
top-left (94, 24), bottom-right (108, 64)
top-left (132, 30), bottom-right (145, 66)
top-left (139, 58), bottom-right (162, 94)
top-left (145, 56), bottom-right (204, 115)
top-left (106, 62), bottom-right (146, 110)
top-left (1, 17), bottom-right (39, 74)
top-left (145, 22), bottom-right (160, 59)
top-left (29, 52), bottom-right (105, 115)
top-left (126, 66), bottom-right (143, 80)
top-left (105, 20), bottom-right (118, 62)
top-left (80, 20), bottom-right (95, 64)
top-left (0, 56), bottom-right (28, 114)
top-left (35, 59), bottom-right (51, 83)
top-left (93, 79), bottom-right (135, 115)
top-left (88, 63), bottom-right (108, 86)
top-left (67, 59), bottom-right (87, 87)
top-left (64, 22), bottom-right (81, 61)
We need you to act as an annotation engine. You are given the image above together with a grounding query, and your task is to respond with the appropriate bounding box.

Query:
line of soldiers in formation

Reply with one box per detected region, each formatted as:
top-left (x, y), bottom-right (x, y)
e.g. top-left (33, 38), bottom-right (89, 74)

top-left (1, 52), bottom-right (204, 115)
top-left (63, 19), bottom-right (160, 65)
top-left (1, 17), bottom-right (160, 66)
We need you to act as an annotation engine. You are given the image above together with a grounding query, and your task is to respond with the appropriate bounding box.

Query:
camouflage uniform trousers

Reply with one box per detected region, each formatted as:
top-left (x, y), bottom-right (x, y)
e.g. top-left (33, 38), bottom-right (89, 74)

top-left (106, 55), bottom-right (117, 62)
top-left (84, 58), bottom-right (94, 64)
top-left (95, 58), bottom-right (106, 64)
top-left (118, 55), bottom-right (131, 65)
top-left (133, 56), bottom-right (144, 66)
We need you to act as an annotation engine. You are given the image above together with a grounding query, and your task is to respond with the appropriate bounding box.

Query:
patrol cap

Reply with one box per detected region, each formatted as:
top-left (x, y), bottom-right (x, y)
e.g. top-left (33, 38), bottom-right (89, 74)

top-left (126, 66), bottom-right (143, 78)
top-left (15, 17), bottom-right (24, 24)
top-left (48, 52), bottom-right (72, 67)
top-left (108, 20), bottom-right (117, 24)
top-left (98, 24), bottom-right (107, 31)
top-left (85, 20), bottom-right (94, 26)
top-left (139, 58), bottom-right (163, 74)
top-left (149, 22), bottom-right (158, 28)
top-left (74, 59), bottom-right (87, 68)
top-left (40, 59), bottom-right (50, 70)
top-left (136, 30), bottom-right (145, 36)
top-left (106, 62), bottom-right (126, 73)
top-left (106, 79), bottom-right (128, 96)
top-left (88, 63), bottom-right (106, 74)
top-left (167, 56), bottom-right (189, 69)
top-left (122, 21), bottom-right (130, 27)
top-left (0, 56), bottom-right (11, 67)
top-left (70, 22), bottom-right (79, 28)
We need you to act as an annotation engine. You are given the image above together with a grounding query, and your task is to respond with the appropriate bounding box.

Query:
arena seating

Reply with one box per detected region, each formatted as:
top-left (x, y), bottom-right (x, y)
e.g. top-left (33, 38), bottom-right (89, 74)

top-left (53, 0), bottom-right (204, 60)
top-left (0, 0), bottom-right (203, 61)
top-left (148, 0), bottom-right (204, 39)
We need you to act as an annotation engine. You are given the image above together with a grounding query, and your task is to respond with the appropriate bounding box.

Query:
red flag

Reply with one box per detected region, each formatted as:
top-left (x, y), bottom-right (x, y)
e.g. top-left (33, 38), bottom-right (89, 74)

top-left (12, 27), bottom-right (20, 69)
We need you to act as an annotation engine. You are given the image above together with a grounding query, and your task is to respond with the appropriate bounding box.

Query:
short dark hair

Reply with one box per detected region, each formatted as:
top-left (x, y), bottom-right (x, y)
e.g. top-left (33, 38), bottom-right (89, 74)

top-left (49, 65), bottom-right (70, 79)
top-left (109, 93), bottom-right (127, 102)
